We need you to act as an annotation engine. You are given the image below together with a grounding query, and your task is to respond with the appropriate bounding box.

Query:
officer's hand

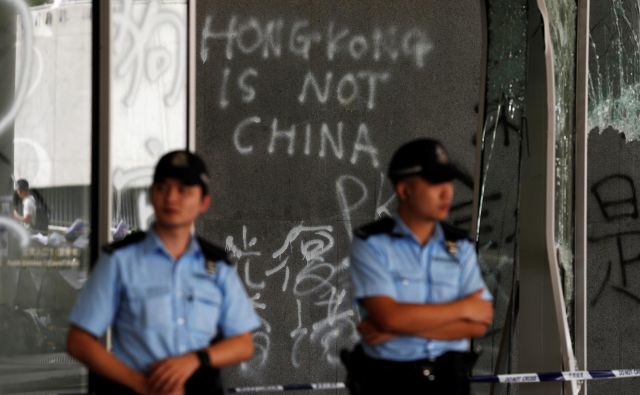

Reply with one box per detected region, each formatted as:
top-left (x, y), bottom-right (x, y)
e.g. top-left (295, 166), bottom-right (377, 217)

top-left (148, 353), bottom-right (199, 395)
top-left (460, 290), bottom-right (493, 325)
top-left (357, 319), bottom-right (395, 344)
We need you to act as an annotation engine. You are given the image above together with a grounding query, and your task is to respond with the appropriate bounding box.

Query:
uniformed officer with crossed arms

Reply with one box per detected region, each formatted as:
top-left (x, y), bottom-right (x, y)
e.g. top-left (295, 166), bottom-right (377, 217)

top-left (66, 150), bottom-right (260, 395)
top-left (343, 138), bottom-right (494, 395)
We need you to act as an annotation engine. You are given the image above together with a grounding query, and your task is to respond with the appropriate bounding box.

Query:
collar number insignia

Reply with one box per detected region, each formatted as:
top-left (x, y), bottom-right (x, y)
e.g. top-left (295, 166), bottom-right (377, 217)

top-left (445, 241), bottom-right (458, 256)
top-left (206, 260), bottom-right (216, 275)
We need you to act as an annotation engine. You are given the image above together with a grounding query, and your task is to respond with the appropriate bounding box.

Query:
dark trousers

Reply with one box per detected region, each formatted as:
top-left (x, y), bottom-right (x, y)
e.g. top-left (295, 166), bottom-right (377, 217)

top-left (91, 366), bottom-right (223, 395)
top-left (341, 345), bottom-right (478, 395)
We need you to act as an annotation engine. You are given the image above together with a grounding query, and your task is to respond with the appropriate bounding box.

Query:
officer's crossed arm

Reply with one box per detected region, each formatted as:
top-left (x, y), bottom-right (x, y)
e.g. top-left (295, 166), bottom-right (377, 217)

top-left (360, 289), bottom-right (493, 341)
top-left (147, 332), bottom-right (254, 395)
top-left (358, 316), bottom-right (489, 345)
top-left (350, 234), bottom-right (493, 344)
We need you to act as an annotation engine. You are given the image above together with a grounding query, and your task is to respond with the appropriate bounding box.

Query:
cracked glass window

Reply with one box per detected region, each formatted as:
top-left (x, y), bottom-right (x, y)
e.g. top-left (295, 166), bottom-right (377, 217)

top-left (588, 1), bottom-right (640, 394)
top-left (473, 2), bottom-right (528, 391)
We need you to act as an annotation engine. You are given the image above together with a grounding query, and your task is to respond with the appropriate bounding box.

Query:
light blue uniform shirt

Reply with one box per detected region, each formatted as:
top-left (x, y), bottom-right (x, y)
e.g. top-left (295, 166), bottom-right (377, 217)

top-left (69, 230), bottom-right (261, 372)
top-left (350, 215), bottom-right (492, 361)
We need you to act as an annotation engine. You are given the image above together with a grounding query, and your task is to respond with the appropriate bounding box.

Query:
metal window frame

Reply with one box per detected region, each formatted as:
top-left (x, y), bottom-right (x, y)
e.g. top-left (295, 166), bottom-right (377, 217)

top-left (89, 0), bottom-right (112, 392)
top-left (90, 0), bottom-right (111, 265)
top-left (575, 0), bottom-right (590, 393)
top-left (188, 0), bottom-right (196, 151)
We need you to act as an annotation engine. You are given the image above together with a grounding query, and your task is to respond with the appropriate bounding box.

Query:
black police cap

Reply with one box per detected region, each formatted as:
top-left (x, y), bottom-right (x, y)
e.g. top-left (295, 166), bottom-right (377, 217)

top-left (152, 150), bottom-right (210, 194)
top-left (388, 138), bottom-right (462, 184)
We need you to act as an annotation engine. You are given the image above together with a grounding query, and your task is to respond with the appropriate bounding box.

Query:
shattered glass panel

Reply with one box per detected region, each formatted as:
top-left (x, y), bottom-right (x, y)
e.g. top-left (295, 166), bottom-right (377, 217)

top-left (588, 1), bottom-right (640, 394)
top-left (589, 1), bottom-right (640, 139)
top-left (473, 1), bottom-right (527, 393)
top-left (547, 0), bottom-right (577, 345)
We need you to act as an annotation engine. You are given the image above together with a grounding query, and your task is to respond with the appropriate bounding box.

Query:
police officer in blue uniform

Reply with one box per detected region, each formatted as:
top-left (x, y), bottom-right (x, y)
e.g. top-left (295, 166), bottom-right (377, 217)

top-left (342, 138), bottom-right (494, 395)
top-left (66, 151), bottom-right (260, 395)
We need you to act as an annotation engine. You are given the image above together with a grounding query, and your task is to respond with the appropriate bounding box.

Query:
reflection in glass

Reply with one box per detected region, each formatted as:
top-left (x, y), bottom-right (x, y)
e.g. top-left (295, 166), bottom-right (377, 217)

top-left (0, 1), bottom-right (92, 393)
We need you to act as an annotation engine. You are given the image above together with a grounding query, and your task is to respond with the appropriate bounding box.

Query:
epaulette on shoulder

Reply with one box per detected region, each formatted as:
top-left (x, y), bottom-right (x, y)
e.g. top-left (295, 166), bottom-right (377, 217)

top-left (102, 231), bottom-right (146, 254)
top-left (441, 222), bottom-right (472, 243)
top-left (196, 236), bottom-right (231, 265)
top-left (354, 217), bottom-right (401, 240)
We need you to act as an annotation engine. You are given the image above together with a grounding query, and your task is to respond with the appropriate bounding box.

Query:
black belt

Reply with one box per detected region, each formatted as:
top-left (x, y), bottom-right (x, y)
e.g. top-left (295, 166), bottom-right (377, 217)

top-left (341, 344), bottom-right (479, 394)
top-left (343, 344), bottom-right (478, 377)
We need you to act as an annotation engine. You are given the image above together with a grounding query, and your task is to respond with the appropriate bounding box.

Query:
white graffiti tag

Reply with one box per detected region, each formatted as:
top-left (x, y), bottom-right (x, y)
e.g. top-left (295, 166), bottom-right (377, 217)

top-left (112, 0), bottom-right (185, 107)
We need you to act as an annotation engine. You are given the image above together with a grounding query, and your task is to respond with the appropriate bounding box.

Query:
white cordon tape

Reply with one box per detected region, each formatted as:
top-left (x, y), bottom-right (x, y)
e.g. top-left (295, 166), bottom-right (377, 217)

top-left (473, 369), bottom-right (640, 384)
top-left (227, 383), bottom-right (346, 393)
top-left (226, 370), bottom-right (640, 392)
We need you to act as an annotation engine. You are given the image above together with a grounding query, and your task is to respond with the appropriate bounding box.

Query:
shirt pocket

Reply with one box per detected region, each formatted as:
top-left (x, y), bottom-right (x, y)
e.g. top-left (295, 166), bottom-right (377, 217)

top-left (126, 285), bottom-right (173, 330)
top-left (187, 286), bottom-right (222, 335)
top-left (429, 260), bottom-right (461, 302)
top-left (390, 270), bottom-right (426, 303)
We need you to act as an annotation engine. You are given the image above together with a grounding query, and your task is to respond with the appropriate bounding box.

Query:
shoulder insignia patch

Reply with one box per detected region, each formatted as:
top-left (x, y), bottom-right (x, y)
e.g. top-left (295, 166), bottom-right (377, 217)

top-left (441, 222), bottom-right (471, 243)
top-left (441, 222), bottom-right (472, 257)
top-left (196, 237), bottom-right (231, 275)
top-left (102, 231), bottom-right (146, 254)
top-left (354, 217), bottom-right (402, 240)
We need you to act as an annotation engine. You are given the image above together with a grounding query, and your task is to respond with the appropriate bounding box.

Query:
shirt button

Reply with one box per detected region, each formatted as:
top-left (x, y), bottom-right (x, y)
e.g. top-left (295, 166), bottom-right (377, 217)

top-left (178, 345), bottom-right (186, 353)
top-left (177, 318), bottom-right (185, 326)
top-left (402, 279), bottom-right (409, 285)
